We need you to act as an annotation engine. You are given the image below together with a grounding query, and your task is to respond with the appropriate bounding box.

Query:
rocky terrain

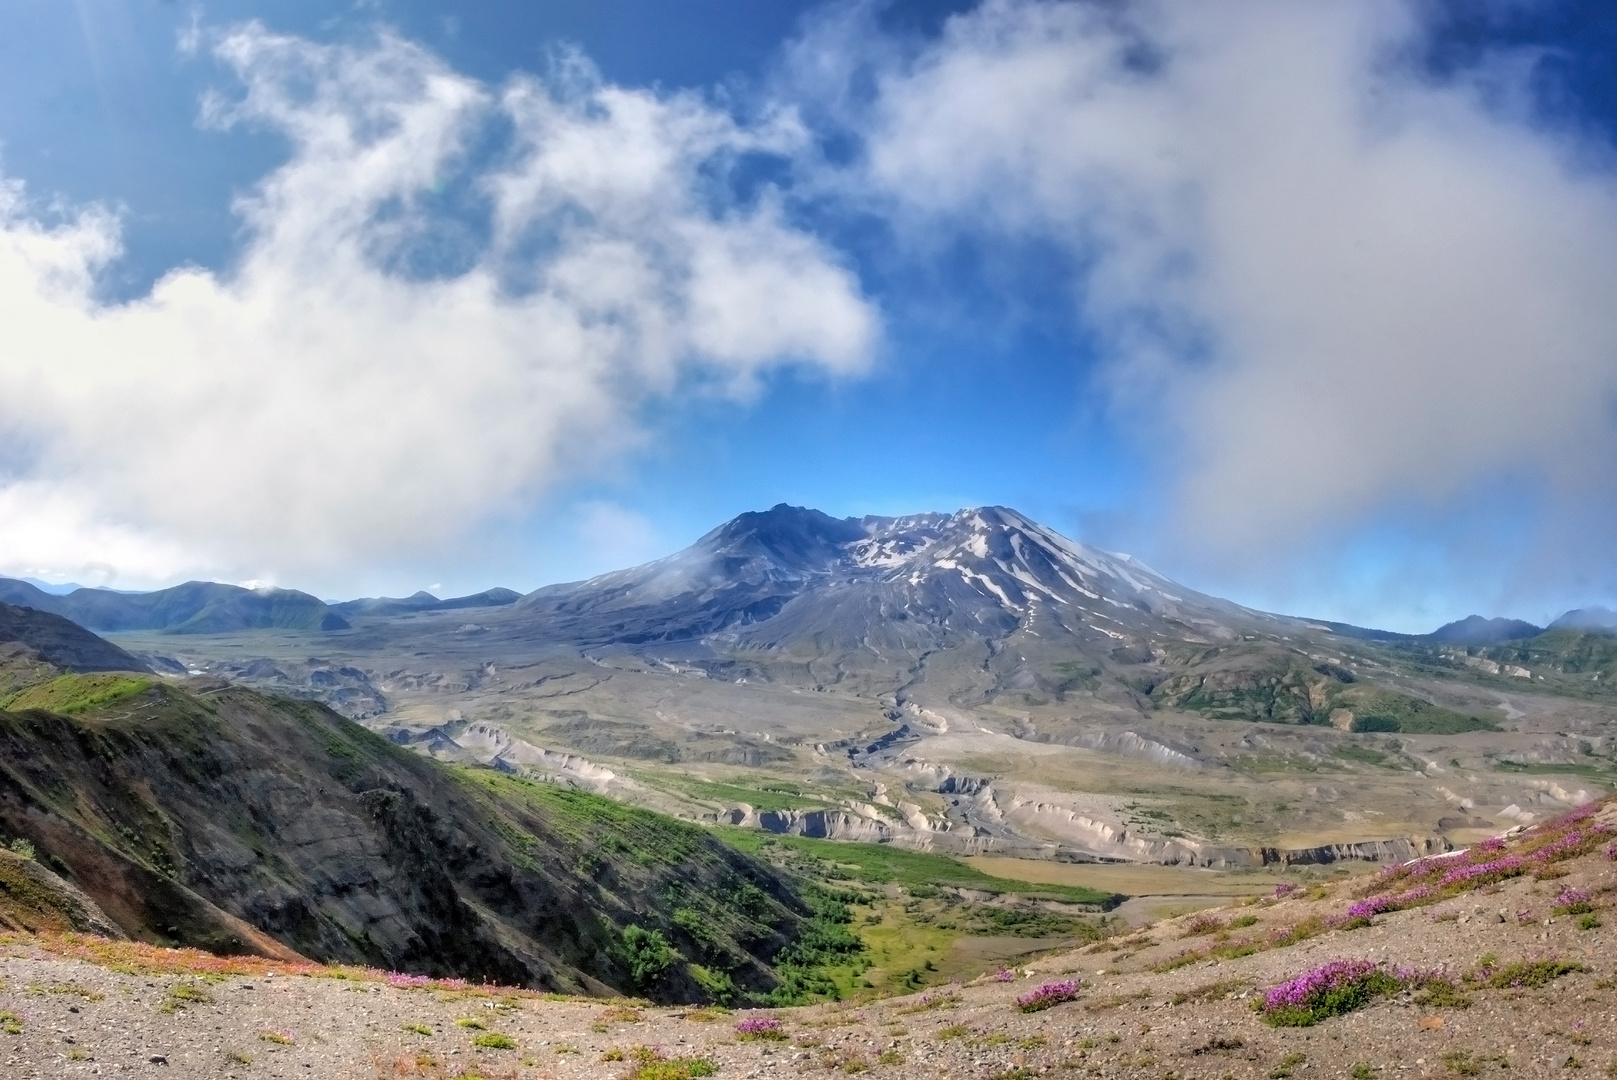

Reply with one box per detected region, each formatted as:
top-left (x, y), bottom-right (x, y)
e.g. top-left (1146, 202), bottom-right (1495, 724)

top-left (0, 793), bottom-right (1613, 1079)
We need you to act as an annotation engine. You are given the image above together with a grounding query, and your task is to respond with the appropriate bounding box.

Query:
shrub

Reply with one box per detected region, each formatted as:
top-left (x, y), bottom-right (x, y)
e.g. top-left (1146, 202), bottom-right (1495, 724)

top-left (1181, 912), bottom-right (1225, 937)
top-left (472, 1033), bottom-right (517, 1049)
top-left (1255, 960), bottom-right (1403, 1026)
top-left (1470, 957), bottom-right (1586, 989)
top-left (159, 983), bottom-right (212, 1014)
top-left (1015, 980), bottom-right (1080, 1013)
top-left (619, 926), bottom-right (676, 991)
top-left (619, 1050), bottom-right (717, 1080)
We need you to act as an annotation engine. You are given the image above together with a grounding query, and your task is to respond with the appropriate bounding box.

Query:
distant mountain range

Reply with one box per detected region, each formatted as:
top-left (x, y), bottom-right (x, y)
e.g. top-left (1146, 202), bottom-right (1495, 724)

top-left (330, 588), bottom-right (521, 618)
top-left (6, 506), bottom-right (1609, 649)
top-left (0, 578), bottom-right (349, 634)
top-left (0, 576), bottom-right (529, 635)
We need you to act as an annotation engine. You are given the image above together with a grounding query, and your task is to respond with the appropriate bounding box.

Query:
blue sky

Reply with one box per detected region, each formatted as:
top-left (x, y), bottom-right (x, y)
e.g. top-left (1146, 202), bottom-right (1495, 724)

top-left (2, 0), bottom-right (1617, 631)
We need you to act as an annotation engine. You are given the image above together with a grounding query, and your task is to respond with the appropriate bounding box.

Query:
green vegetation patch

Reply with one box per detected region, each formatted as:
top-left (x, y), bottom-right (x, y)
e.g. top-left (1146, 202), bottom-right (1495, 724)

top-left (2, 673), bottom-right (152, 716)
top-left (1328, 687), bottom-right (1498, 735)
top-left (678, 778), bottom-right (833, 814)
top-left (714, 830), bottom-right (1118, 906)
top-left (1469, 957), bottom-right (1586, 990)
top-left (459, 768), bottom-right (705, 868)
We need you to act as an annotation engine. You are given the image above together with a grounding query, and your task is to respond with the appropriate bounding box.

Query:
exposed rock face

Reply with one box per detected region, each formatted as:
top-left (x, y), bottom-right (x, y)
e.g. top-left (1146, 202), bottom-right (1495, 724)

top-left (0, 681), bottom-right (812, 1001)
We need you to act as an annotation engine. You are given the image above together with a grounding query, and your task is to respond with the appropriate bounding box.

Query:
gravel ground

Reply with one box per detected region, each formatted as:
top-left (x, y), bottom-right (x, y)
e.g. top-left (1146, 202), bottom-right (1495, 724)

top-left (2, 841), bottom-right (1614, 1080)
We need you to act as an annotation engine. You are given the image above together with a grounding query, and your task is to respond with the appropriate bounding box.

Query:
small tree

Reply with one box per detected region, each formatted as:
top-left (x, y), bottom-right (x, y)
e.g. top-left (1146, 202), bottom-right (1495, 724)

top-left (619, 925), bottom-right (675, 991)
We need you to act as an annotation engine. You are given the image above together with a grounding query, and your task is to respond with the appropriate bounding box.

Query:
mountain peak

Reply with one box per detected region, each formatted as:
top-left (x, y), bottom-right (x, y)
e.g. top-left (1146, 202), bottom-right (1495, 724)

top-left (1552, 607), bottom-right (1617, 632)
top-left (1426, 614), bottom-right (1542, 644)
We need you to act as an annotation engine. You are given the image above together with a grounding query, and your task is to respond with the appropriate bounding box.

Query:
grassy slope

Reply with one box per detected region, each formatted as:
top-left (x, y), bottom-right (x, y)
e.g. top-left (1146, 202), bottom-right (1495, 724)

top-left (1, 673), bottom-right (152, 715)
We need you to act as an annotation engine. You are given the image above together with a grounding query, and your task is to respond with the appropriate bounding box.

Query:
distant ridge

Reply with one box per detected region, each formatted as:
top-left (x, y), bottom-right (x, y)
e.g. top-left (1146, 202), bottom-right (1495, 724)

top-left (0, 602), bottom-right (148, 674)
top-left (1323, 614), bottom-right (1542, 645)
top-left (331, 588), bottom-right (521, 619)
top-left (1426, 614), bottom-right (1543, 644)
top-left (1552, 607), bottom-right (1617, 632)
top-left (0, 578), bottom-right (348, 634)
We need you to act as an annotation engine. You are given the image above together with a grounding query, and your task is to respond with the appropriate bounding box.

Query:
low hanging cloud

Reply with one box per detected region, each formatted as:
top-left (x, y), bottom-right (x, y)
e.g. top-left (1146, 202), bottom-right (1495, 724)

top-left (0, 24), bottom-right (875, 587)
top-left (797, 0), bottom-right (1617, 609)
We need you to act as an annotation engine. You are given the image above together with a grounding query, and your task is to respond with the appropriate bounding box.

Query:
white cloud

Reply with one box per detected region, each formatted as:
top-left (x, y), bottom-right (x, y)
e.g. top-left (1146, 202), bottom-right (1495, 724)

top-left (573, 500), bottom-right (665, 576)
top-left (0, 23), bottom-right (876, 589)
top-left (798, 0), bottom-right (1617, 606)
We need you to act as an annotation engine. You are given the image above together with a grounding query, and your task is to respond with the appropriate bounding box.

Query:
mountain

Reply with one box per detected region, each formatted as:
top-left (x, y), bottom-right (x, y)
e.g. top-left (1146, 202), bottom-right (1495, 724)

top-left (0, 601), bottom-right (148, 679)
top-left (0, 578), bottom-right (348, 634)
top-left (515, 503), bottom-right (1262, 651)
top-left (0, 637), bottom-right (811, 1000)
top-left (1425, 614), bottom-right (1543, 644)
top-left (1552, 607), bottom-right (1617, 631)
top-left (332, 587), bottom-right (522, 618)
top-left (18, 577), bottom-right (95, 595)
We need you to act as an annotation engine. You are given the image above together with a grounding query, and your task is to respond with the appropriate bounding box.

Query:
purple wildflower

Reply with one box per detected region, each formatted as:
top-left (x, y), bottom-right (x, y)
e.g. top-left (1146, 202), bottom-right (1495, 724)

top-left (1273, 883), bottom-right (1301, 899)
top-left (735, 1017), bottom-right (785, 1040)
top-left (992, 969), bottom-right (1016, 983)
top-left (1260, 959), bottom-right (1378, 1012)
top-left (1553, 887), bottom-right (1594, 914)
top-left (1015, 980), bottom-right (1080, 1013)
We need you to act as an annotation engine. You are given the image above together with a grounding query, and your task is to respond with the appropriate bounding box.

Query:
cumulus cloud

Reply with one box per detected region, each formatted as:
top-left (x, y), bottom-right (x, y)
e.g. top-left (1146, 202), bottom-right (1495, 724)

top-left (795, 0), bottom-right (1617, 609)
top-left (0, 23), bottom-right (876, 587)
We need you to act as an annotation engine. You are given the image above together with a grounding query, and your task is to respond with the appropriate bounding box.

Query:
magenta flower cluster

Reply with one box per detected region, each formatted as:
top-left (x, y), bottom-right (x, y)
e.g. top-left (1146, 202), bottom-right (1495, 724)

top-left (1273, 882), bottom-right (1301, 899)
top-left (1260, 959), bottom-right (1379, 1014)
top-left (992, 969), bottom-right (1016, 983)
top-left (1336, 807), bottom-right (1614, 927)
top-left (1014, 980), bottom-right (1080, 1012)
top-left (734, 1017), bottom-right (784, 1037)
top-left (1606, 843), bottom-right (1617, 862)
top-left (1553, 887), bottom-right (1595, 915)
